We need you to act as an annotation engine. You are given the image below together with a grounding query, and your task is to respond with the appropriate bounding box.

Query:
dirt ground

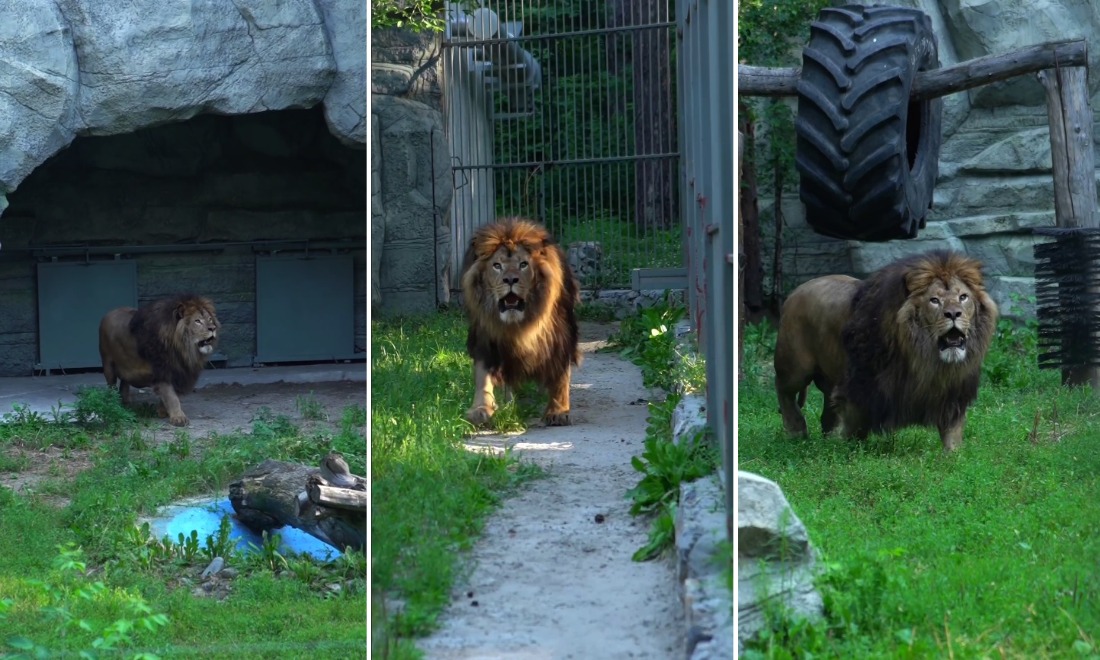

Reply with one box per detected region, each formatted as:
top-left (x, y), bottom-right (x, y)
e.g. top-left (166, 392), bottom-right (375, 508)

top-left (417, 322), bottom-right (685, 659)
top-left (0, 378), bottom-right (366, 501)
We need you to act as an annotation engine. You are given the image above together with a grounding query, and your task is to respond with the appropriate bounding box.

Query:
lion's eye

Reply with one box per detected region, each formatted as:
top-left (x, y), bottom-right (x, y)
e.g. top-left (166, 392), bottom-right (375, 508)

top-left (959, 293), bottom-right (968, 302)
top-left (493, 263), bottom-right (502, 271)
top-left (929, 297), bottom-right (940, 305)
top-left (519, 261), bottom-right (528, 269)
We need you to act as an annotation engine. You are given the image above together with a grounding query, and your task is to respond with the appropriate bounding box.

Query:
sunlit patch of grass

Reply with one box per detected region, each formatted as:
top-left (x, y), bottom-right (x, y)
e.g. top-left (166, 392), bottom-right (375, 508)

top-left (739, 320), bottom-right (1100, 657)
top-left (371, 310), bottom-right (542, 644)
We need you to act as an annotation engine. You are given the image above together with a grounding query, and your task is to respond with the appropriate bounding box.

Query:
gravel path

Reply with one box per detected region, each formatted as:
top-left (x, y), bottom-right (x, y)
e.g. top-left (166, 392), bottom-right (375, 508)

top-left (418, 324), bottom-right (684, 659)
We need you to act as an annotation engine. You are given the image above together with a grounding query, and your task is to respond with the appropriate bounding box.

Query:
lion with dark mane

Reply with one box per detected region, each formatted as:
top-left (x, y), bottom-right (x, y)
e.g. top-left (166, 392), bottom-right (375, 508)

top-left (774, 250), bottom-right (998, 451)
top-left (461, 217), bottom-right (580, 426)
top-left (99, 294), bottom-right (220, 427)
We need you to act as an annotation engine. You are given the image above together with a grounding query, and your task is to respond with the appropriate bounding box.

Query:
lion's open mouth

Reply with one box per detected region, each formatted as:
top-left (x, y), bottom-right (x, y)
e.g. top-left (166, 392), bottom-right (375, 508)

top-left (197, 337), bottom-right (216, 354)
top-left (498, 293), bottom-right (526, 314)
top-left (938, 328), bottom-right (966, 352)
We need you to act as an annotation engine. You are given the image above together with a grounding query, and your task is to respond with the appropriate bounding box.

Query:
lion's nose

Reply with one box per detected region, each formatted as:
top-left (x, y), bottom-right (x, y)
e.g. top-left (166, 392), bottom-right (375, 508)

top-left (503, 275), bottom-right (519, 286)
top-left (944, 309), bottom-right (962, 320)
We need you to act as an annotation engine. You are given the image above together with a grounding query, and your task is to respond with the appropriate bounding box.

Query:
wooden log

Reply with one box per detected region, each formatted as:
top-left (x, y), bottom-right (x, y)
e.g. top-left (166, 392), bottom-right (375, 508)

top-left (229, 457), bottom-right (366, 553)
top-left (1037, 64), bottom-right (1100, 389)
top-left (738, 39), bottom-right (1088, 100)
top-left (309, 483), bottom-right (367, 511)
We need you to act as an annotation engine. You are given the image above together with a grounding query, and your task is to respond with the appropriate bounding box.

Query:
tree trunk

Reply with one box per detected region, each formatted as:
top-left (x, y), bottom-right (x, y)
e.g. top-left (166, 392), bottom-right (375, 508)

top-left (229, 454), bottom-right (366, 553)
top-left (631, 0), bottom-right (676, 230)
top-left (739, 104), bottom-right (764, 314)
top-left (606, 0), bottom-right (629, 118)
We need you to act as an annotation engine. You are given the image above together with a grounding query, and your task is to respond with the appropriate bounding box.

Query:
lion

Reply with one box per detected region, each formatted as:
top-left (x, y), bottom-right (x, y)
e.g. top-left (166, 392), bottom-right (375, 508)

top-left (99, 294), bottom-right (220, 427)
top-left (773, 251), bottom-right (998, 451)
top-left (460, 217), bottom-right (581, 426)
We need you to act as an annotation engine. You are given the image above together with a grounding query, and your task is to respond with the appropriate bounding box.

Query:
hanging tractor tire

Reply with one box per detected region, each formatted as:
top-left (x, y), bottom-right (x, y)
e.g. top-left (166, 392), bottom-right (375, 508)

top-left (795, 4), bottom-right (943, 242)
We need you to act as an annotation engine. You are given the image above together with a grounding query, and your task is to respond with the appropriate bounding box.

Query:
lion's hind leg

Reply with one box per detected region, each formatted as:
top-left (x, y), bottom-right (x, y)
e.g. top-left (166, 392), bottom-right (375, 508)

top-left (542, 365), bottom-right (572, 426)
top-left (812, 375), bottom-right (840, 435)
top-left (465, 361), bottom-right (497, 426)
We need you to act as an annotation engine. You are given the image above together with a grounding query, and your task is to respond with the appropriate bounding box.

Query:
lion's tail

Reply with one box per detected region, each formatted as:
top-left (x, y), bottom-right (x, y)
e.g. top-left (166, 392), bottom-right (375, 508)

top-left (796, 388), bottom-right (806, 408)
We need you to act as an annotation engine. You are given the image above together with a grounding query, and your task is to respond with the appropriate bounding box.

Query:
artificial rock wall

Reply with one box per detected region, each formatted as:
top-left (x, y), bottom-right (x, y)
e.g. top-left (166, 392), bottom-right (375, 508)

top-left (371, 29), bottom-right (453, 315)
top-left (759, 0), bottom-right (1100, 320)
top-left (0, 0), bottom-right (367, 374)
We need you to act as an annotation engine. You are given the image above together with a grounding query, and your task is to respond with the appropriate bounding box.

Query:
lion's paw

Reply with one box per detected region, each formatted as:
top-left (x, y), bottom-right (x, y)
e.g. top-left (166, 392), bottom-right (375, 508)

top-left (544, 411), bottom-right (572, 426)
top-left (169, 414), bottom-right (189, 427)
top-left (465, 406), bottom-right (494, 426)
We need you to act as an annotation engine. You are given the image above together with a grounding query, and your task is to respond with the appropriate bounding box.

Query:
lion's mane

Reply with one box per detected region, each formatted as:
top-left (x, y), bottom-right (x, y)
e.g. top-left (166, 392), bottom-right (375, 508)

top-left (129, 294), bottom-right (219, 393)
top-left (835, 250), bottom-right (998, 446)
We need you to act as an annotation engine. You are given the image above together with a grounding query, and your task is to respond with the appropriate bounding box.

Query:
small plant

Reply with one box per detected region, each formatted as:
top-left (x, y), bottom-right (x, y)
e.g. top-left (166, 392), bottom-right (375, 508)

top-left (4, 404), bottom-right (47, 426)
top-left (632, 503), bottom-right (677, 561)
top-left (608, 304), bottom-right (687, 390)
top-left (288, 557), bottom-right (324, 586)
top-left (246, 531), bottom-right (289, 573)
top-left (203, 515), bottom-right (236, 562)
top-left (626, 393), bottom-right (717, 561)
top-left (177, 530), bottom-right (201, 563)
top-left (167, 431), bottom-right (191, 459)
top-left (296, 393), bottom-right (327, 421)
top-left (70, 386), bottom-right (137, 431)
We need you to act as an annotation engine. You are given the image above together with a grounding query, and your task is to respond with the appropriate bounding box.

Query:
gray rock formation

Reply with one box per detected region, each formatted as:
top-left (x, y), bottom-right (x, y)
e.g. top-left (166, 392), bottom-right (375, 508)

top-left (370, 27), bottom-right (453, 315)
top-left (670, 391), bottom-right (733, 660)
top-left (758, 0), bottom-right (1100, 321)
top-left (737, 471), bottom-right (823, 653)
top-left (0, 0), bottom-right (365, 209)
top-left (371, 95), bottom-right (452, 315)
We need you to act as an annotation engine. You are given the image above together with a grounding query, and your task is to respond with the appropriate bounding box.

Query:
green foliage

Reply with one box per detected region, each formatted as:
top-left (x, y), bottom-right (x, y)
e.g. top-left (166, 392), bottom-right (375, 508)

top-left (739, 0), bottom-right (829, 68)
top-left (371, 0), bottom-right (447, 32)
top-left (5, 544), bottom-right (169, 658)
top-left (72, 386), bottom-right (137, 429)
top-left (738, 318), bottom-right (1100, 656)
top-left (608, 304), bottom-right (687, 390)
top-left (982, 301), bottom-right (1045, 389)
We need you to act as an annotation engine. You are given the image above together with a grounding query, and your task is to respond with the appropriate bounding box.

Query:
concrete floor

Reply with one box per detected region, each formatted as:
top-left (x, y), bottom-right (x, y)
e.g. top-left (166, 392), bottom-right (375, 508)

top-left (0, 363), bottom-right (367, 418)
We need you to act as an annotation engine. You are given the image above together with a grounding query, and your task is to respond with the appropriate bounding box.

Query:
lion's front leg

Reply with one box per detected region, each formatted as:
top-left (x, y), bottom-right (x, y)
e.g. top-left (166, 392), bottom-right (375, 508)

top-left (543, 365), bottom-right (572, 426)
top-left (153, 383), bottom-right (188, 427)
top-left (465, 361), bottom-right (496, 426)
top-left (939, 412), bottom-right (966, 452)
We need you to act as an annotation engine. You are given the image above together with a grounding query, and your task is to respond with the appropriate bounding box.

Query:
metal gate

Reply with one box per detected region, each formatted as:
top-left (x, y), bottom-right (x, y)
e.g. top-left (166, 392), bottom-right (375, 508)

top-left (441, 0), bottom-right (680, 291)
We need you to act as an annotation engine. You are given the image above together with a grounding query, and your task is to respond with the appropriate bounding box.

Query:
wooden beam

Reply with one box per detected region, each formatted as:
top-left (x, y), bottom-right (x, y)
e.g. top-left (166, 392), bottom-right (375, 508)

top-left (738, 39), bottom-right (1089, 101)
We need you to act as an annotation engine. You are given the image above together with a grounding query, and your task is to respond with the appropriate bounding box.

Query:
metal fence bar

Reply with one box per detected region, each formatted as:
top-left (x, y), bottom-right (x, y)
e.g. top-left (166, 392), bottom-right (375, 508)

top-left (678, 0), bottom-right (734, 540)
top-left (441, 0), bottom-right (681, 292)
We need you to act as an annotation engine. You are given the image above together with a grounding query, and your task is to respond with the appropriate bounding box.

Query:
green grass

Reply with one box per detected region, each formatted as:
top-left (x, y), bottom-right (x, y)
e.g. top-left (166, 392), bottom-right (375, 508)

top-left (553, 215), bottom-right (681, 289)
top-left (371, 310), bottom-right (542, 658)
top-left (0, 385), bottom-right (367, 658)
top-left (739, 320), bottom-right (1100, 657)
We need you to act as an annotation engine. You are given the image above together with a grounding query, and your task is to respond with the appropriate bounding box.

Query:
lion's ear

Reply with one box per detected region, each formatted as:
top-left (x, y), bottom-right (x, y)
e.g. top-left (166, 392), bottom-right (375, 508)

top-left (903, 269), bottom-right (932, 296)
top-left (175, 304), bottom-right (187, 320)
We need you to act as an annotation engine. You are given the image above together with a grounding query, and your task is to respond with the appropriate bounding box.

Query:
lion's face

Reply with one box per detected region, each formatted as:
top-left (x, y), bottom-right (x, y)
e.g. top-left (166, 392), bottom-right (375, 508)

top-left (911, 277), bottom-right (977, 364)
top-left (179, 305), bottom-right (219, 355)
top-left (483, 245), bottom-right (535, 324)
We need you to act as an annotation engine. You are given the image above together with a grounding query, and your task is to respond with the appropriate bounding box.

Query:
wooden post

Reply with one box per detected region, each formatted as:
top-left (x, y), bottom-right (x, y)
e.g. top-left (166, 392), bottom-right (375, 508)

top-left (1037, 64), bottom-right (1100, 389)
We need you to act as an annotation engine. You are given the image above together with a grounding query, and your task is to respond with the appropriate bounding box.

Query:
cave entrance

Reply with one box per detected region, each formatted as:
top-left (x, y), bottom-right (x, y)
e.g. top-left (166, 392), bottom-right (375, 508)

top-left (0, 107), bottom-right (366, 377)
